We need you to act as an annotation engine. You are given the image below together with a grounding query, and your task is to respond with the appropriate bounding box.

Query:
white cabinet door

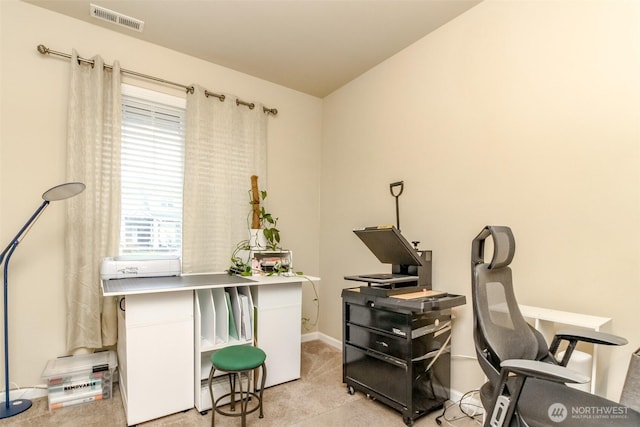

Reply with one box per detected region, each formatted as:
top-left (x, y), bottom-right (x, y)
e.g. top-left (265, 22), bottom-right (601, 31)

top-left (253, 283), bottom-right (302, 387)
top-left (121, 291), bottom-right (194, 425)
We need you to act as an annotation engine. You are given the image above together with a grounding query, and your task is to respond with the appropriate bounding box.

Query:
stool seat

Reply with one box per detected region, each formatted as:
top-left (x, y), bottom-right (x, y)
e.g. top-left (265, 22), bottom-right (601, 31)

top-left (212, 345), bottom-right (266, 372)
top-left (208, 344), bottom-right (267, 427)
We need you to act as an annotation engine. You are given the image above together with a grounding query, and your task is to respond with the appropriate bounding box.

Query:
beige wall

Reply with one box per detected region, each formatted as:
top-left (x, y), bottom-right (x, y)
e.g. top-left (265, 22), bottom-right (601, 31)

top-left (3, 0), bottom-right (640, 406)
top-left (321, 0), bottom-right (640, 399)
top-left (1, 0), bottom-right (321, 388)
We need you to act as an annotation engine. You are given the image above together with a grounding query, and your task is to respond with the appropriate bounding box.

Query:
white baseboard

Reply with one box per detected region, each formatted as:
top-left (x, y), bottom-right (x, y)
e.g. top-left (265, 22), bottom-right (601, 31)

top-left (302, 331), bottom-right (341, 349)
top-left (0, 386), bottom-right (48, 402)
top-left (318, 332), bottom-right (342, 349)
top-left (301, 331), bottom-right (319, 343)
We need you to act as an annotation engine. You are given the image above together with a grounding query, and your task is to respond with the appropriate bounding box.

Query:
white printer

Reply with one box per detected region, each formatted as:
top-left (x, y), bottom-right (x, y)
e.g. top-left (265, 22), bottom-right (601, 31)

top-left (100, 255), bottom-right (181, 280)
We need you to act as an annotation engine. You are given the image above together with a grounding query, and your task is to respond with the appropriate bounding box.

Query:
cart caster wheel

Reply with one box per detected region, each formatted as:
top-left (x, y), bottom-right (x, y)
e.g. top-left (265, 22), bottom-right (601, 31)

top-left (347, 385), bottom-right (355, 395)
top-left (403, 416), bottom-right (414, 426)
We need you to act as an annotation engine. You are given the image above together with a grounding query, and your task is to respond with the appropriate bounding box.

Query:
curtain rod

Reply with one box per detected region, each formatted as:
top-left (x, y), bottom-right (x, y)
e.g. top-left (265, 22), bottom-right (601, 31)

top-left (36, 44), bottom-right (278, 116)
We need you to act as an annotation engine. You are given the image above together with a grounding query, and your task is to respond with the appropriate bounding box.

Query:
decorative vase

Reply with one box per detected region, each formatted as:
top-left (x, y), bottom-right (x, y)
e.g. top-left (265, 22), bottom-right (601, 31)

top-left (249, 228), bottom-right (267, 250)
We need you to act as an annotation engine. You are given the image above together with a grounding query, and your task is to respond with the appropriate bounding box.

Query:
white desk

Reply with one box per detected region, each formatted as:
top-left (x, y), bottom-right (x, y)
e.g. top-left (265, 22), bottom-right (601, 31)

top-left (518, 304), bottom-right (611, 395)
top-left (103, 273), bottom-right (318, 426)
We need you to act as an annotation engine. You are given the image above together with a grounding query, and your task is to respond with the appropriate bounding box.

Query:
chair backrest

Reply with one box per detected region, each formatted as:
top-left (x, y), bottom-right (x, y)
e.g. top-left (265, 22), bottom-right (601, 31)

top-left (471, 226), bottom-right (541, 386)
top-left (621, 348), bottom-right (640, 412)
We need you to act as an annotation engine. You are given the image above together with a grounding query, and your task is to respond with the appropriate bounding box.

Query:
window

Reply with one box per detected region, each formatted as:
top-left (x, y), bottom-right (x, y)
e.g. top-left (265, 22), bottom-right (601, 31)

top-left (120, 85), bottom-right (186, 256)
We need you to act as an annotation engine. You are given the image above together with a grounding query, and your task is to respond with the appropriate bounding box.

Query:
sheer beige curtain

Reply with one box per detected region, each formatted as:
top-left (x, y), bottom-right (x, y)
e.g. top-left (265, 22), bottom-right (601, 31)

top-left (64, 50), bottom-right (121, 352)
top-left (183, 85), bottom-right (267, 273)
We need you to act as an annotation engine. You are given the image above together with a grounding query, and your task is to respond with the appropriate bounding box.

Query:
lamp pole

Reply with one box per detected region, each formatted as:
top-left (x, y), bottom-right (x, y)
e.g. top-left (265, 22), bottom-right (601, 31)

top-left (0, 182), bottom-right (85, 419)
top-left (0, 200), bottom-right (49, 418)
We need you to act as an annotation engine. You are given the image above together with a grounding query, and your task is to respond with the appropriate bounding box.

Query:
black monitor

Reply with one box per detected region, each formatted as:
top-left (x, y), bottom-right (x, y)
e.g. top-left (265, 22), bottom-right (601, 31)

top-left (353, 226), bottom-right (424, 267)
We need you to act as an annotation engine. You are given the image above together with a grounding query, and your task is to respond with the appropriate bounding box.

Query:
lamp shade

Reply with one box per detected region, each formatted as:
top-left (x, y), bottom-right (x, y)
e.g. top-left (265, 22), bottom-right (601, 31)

top-left (42, 182), bottom-right (85, 202)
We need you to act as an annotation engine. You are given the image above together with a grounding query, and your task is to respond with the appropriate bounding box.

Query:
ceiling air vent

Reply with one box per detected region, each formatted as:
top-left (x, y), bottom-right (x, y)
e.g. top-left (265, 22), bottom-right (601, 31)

top-left (90, 4), bottom-right (144, 32)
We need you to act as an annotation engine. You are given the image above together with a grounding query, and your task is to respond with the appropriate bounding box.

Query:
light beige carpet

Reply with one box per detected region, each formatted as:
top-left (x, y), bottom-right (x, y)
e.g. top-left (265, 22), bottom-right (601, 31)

top-left (0, 340), bottom-right (481, 426)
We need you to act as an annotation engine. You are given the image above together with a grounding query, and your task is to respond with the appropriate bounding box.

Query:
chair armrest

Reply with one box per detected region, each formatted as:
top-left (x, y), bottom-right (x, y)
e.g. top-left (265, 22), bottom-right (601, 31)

top-left (554, 329), bottom-right (628, 346)
top-left (550, 329), bottom-right (627, 366)
top-left (501, 359), bottom-right (590, 384)
top-left (487, 360), bottom-right (589, 427)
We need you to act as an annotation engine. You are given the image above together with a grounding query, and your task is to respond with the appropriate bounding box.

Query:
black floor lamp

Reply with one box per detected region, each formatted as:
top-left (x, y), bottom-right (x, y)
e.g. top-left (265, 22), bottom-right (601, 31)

top-left (0, 182), bottom-right (85, 419)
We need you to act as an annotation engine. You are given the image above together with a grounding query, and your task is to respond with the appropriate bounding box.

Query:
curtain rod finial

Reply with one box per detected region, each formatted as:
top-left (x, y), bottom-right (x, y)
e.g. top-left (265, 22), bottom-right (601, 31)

top-left (37, 44), bottom-right (49, 55)
top-left (263, 107), bottom-right (278, 116)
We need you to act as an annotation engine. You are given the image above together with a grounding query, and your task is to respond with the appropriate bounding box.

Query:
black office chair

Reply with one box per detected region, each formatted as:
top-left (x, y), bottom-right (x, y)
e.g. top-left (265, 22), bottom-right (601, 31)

top-left (471, 225), bottom-right (640, 426)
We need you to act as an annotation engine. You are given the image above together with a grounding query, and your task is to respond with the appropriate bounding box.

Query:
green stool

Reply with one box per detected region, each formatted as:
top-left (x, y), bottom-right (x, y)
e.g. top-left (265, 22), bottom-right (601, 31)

top-left (208, 345), bottom-right (267, 427)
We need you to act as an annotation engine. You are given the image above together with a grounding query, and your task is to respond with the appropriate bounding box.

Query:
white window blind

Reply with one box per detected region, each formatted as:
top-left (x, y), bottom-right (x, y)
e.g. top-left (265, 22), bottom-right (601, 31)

top-left (120, 85), bottom-right (186, 256)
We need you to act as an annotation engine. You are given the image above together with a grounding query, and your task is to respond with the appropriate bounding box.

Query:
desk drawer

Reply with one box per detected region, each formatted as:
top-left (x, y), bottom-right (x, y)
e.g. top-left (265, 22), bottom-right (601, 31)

top-left (252, 283), bottom-right (301, 308)
top-left (346, 324), bottom-right (408, 359)
top-left (347, 304), bottom-right (408, 335)
top-left (347, 303), bottom-right (436, 336)
top-left (346, 323), bottom-right (439, 360)
top-left (125, 291), bottom-right (192, 325)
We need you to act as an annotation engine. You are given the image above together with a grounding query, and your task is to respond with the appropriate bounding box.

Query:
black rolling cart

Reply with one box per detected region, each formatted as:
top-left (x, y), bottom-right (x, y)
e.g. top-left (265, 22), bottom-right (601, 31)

top-left (342, 226), bottom-right (465, 426)
top-left (342, 286), bottom-right (465, 426)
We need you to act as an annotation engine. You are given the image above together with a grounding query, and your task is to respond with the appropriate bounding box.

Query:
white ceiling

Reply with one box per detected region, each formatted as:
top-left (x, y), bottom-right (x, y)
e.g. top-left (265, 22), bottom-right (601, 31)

top-left (24, 0), bottom-right (481, 98)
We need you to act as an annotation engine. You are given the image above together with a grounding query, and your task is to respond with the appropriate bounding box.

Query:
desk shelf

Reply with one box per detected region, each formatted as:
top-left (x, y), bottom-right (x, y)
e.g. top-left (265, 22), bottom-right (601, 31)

top-left (193, 281), bottom-right (304, 413)
top-left (194, 286), bottom-right (255, 413)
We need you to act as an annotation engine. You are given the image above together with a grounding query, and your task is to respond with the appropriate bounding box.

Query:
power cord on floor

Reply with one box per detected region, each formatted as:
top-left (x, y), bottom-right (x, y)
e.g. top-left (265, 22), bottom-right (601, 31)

top-left (299, 274), bottom-right (319, 331)
top-left (0, 382), bottom-right (47, 394)
top-left (435, 389), bottom-right (483, 426)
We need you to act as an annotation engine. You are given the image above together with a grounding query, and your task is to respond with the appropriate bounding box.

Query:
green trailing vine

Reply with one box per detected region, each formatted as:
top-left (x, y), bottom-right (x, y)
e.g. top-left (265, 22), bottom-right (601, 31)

top-left (228, 176), bottom-right (282, 275)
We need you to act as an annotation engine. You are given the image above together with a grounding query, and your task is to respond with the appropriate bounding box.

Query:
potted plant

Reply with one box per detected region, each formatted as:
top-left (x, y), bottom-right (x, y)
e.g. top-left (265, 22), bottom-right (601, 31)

top-left (228, 176), bottom-right (283, 276)
top-left (249, 174), bottom-right (280, 250)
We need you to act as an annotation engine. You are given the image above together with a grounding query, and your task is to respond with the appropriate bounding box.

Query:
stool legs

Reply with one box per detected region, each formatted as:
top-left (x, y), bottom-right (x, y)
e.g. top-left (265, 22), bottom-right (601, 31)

top-left (208, 366), bottom-right (217, 427)
top-left (258, 362), bottom-right (266, 419)
top-left (228, 372), bottom-right (237, 413)
top-left (207, 363), bottom-right (267, 427)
